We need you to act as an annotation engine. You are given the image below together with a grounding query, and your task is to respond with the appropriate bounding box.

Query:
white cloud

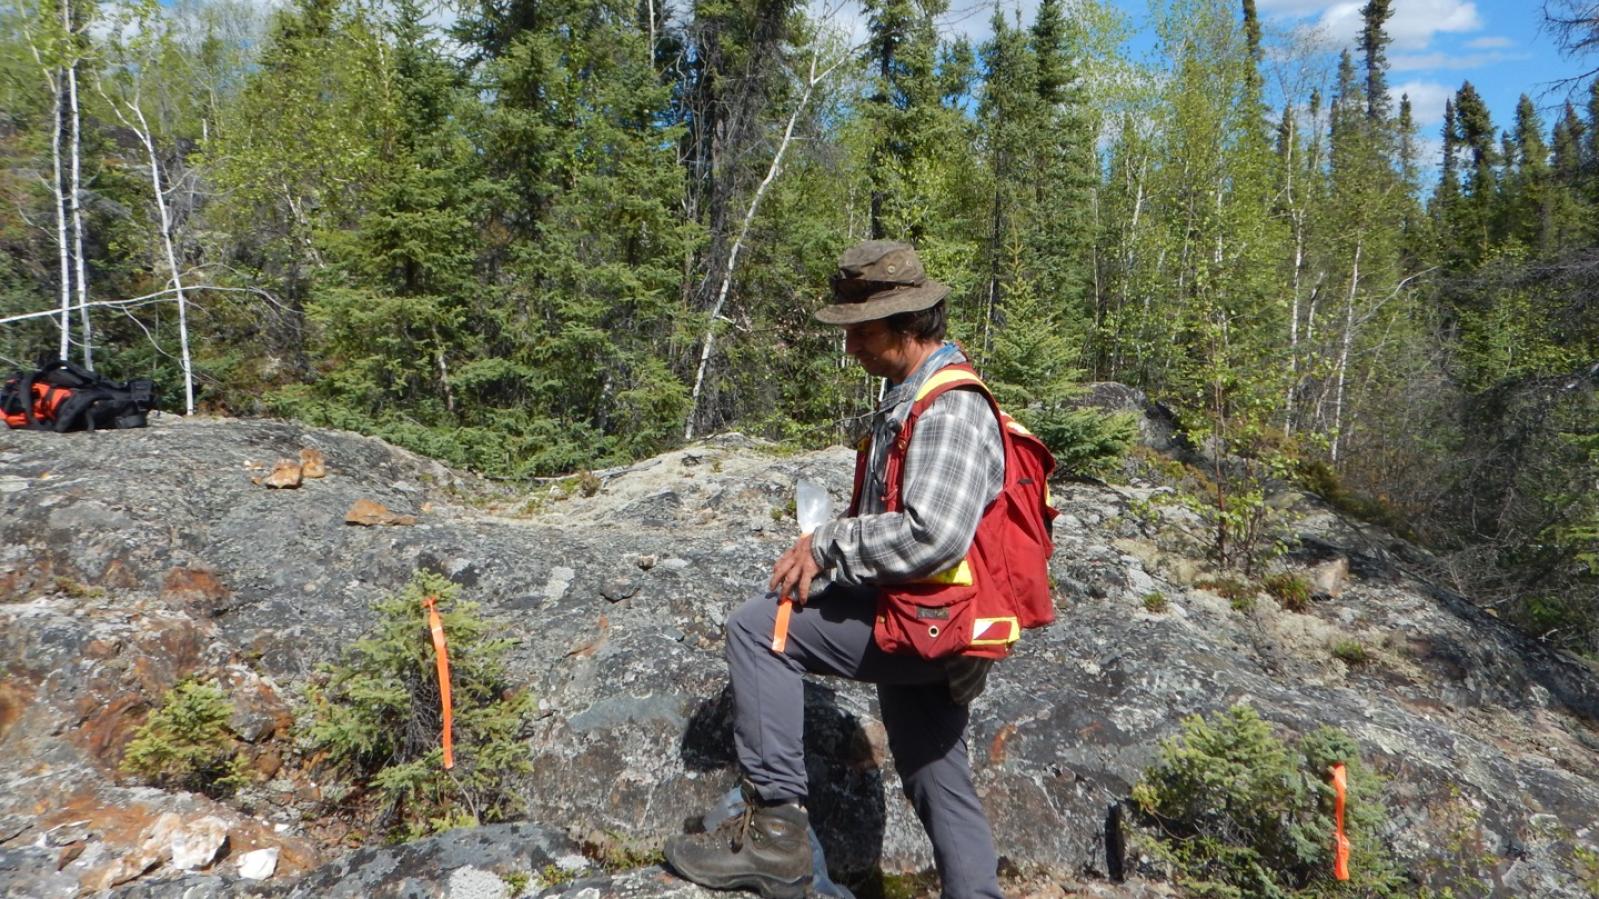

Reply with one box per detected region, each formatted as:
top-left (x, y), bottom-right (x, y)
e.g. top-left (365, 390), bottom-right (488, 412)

top-left (1465, 35), bottom-right (1514, 49)
top-left (1316, 0), bottom-right (1482, 51)
top-left (1258, 0), bottom-right (1339, 13)
top-left (1257, 0), bottom-right (1483, 52)
top-left (1389, 80), bottom-right (1455, 129)
top-left (1391, 50), bottom-right (1519, 71)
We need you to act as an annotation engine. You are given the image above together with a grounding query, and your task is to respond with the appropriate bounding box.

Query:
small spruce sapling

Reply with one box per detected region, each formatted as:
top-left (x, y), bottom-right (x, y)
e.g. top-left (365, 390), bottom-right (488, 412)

top-left (306, 571), bottom-right (534, 840)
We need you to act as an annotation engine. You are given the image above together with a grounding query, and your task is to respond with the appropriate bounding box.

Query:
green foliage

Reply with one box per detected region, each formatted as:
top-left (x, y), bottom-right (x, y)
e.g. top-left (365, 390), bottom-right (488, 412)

top-left (1262, 573), bottom-right (1311, 613)
top-left (1294, 460), bottom-right (1415, 542)
top-left (503, 870), bottom-right (534, 894)
top-left (1142, 591), bottom-right (1169, 613)
top-left (1131, 706), bottom-right (1404, 898)
top-left (121, 679), bottom-right (248, 798)
top-left (1198, 576), bottom-right (1254, 603)
top-left (307, 571), bottom-right (533, 841)
top-left (1331, 640), bottom-right (1370, 665)
top-left (52, 576), bottom-right (104, 599)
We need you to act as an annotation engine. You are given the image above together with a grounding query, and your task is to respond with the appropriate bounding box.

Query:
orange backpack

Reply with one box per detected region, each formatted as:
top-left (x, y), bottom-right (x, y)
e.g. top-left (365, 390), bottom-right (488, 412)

top-left (1, 359), bottom-right (158, 431)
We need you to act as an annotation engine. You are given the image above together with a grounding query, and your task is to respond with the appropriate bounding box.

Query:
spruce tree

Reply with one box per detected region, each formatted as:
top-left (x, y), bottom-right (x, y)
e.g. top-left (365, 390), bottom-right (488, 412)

top-left (1507, 94), bottom-right (1553, 254)
top-left (1550, 103), bottom-right (1591, 249)
top-left (1359, 0), bottom-right (1393, 123)
top-left (1452, 81), bottom-right (1501, 263)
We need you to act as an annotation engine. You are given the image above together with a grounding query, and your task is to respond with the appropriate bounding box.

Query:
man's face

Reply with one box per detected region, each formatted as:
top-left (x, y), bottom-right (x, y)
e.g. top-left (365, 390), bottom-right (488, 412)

top-left (843, 320), bottom-right (913, 380)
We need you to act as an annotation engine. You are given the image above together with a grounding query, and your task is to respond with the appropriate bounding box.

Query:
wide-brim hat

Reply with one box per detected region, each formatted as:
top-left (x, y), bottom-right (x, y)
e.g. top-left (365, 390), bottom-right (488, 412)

top-left (814, 239), bottom-right (950, 325)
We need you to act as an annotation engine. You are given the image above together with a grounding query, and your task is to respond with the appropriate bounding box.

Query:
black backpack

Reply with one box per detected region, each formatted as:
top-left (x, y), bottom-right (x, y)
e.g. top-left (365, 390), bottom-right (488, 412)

top-left (0, 359), bottom-right (159, 432)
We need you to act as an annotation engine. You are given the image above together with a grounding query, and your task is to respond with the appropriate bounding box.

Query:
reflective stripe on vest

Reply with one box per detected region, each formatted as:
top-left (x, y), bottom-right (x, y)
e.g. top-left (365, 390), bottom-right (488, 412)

top-left (970, 616), bottom-right (1019, 645)
top-left (923, 557), bottom-right (973, 586)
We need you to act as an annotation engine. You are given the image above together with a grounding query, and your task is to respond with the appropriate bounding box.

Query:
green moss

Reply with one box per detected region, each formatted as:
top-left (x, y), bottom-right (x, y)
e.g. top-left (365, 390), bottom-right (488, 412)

top-left (52, 576), bottom-right (106, 599)
top-left (1331, 639), bottom-right (1370, 665)
top-left (854, 868), bottom-right (940, 899)
top-left (1199, 576), bottom-right (1259, 612)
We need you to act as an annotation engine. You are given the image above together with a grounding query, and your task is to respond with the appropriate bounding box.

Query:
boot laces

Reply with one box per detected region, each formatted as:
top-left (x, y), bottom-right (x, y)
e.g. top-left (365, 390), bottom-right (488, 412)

top-left (726, 801), bottom-right (756, 852)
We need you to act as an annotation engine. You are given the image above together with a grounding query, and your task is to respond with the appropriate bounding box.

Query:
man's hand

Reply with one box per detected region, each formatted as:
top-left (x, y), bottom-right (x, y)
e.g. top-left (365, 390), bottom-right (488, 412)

top-left (769, 533), bottom-right (822, 604)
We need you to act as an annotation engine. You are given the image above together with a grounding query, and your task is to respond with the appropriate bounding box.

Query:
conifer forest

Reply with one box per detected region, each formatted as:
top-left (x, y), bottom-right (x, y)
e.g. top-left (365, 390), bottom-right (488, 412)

top-left (3, 0), bottom-right (1599, 654)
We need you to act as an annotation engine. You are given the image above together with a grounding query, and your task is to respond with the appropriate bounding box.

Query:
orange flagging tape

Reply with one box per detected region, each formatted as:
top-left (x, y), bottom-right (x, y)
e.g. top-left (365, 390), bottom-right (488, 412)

top-left (423, 595), bottom-right (455, 770)
top-left (771, 596), bottom-right (793, 653)
top-left (1332, 762), bottom-right (1350, 881)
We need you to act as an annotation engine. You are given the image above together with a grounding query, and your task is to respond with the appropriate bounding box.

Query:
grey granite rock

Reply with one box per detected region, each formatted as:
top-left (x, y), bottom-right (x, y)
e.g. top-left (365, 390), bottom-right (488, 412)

top-left (1, 417), bottom-right (1597, 898)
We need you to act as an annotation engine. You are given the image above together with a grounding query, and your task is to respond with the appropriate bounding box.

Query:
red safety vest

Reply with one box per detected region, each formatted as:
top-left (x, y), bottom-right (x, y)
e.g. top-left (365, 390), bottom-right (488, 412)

top-left (848, 363), bottom-right (1059, 661)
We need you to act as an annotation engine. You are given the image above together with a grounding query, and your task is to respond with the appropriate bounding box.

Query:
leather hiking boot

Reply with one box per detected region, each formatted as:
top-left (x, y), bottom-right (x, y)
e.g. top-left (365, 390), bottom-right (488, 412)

top-left (664, 799), bottom-right (813, 899)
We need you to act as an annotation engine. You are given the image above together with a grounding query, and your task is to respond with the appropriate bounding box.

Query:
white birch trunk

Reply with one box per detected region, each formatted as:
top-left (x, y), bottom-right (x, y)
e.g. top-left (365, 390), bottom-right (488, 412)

top-left (1330, 241), bottom-right (1361, 464)
top-left (684, 39), bottom-right (852, 441)
top-left (1283, 113), bottom-right (1301, 433)
top-left (65, 0), bottom-right (91, 369)
top-left (51, 71), bottom-right (71, 360)
top-left (130, 101), bottom-right (195, 414)
top-left (30, 18), bottom-right (72, 360)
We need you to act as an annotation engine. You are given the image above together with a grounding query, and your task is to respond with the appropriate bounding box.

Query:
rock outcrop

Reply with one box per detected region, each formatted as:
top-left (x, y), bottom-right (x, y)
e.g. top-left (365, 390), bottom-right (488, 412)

top-left (2, 415), bottom-right (1597, 897)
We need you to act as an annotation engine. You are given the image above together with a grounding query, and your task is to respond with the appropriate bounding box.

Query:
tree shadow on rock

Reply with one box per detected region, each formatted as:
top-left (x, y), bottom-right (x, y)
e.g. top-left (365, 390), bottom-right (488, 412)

top-left (680, 682), bottom-right (887, 885)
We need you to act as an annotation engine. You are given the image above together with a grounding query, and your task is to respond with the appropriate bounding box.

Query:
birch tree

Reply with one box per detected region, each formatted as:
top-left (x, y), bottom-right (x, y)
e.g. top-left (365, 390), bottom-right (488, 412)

top-left (100, 3), bottom-right (196, 412)
top-left (684, 18), bottom-right (855, 440)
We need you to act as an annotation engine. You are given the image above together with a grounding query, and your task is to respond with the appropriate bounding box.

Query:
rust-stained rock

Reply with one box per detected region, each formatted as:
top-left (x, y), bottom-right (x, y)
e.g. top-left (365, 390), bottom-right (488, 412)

top-left (251, 748), bottom-right (283, 779)
top-left (0, 682), bottom-right (29, 744)
top-left (73, 693), bottom-right (151, 770)
top-left (89, 811), bottom-right (179, 891)
top-left (344, 498), bottom-right (417, 526)
top-left (99, 558), bottom-right (140, 590)
top-left (54, 841), bottom-right (84, 870)
top-left (162, 566), bottom-right (231, 616)
top-left (219, 668), bottom-right (292, 743)
top-left (299, 447), bottom-right (327, 479)
top-left (170, 815), bottom-right (228, 870)
top-left (0, 557), bottom-right (53, 601)
top-left (262, 459), bottom-right (303, 489)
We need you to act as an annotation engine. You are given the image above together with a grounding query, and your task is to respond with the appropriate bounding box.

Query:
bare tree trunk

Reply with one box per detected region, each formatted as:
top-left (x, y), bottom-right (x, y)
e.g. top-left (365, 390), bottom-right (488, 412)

top-left (1331, 241), bottom-right (1361, 464)
top-left (65, 0), bottom-right (91, 369)
top-left (645, 0), bottom-right (655, 67)
top-left (1283, 111), bottom-right (1301, 433)
top-left (51, 73), bottom-right (71, 360)
top-left (28, 21), bottom-right (71, 360)
top-left (684, 37), bottom-right (852, 441)
top-left (132, 103), bottom-right (194, 414)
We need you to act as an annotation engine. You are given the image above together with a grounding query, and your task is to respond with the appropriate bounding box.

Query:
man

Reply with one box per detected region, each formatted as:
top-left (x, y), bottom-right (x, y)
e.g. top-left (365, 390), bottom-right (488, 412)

top-left (664, 240), bottom-right (1006, 899)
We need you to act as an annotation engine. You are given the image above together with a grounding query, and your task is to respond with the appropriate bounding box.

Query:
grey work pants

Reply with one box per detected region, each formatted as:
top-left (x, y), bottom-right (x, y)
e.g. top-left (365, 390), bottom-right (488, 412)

top-left (724, 585), bottom-right (1004, 899)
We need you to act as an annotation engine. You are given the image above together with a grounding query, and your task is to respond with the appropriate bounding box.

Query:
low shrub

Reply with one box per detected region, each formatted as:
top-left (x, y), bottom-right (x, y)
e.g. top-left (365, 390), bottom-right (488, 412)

top-left (1331, 640), bottom-right (1370, 665)
top-left (1025, 407), bottom-right (1139, 477)
top-left (1199, 576), bottom-right (1257, 612)
top-left (1143, 591), bottom-right (1170, 614)
top-left (1131, 705), bottom-right (1404, 897)
top-left (121, 679), bottom-right (248, 798)
top-left (1263, 573), bottom-right (1312, 613)
top-left (306, 571), bottom-right (534, 841)
top-left (1295, 460), bottom-right (1416, 542)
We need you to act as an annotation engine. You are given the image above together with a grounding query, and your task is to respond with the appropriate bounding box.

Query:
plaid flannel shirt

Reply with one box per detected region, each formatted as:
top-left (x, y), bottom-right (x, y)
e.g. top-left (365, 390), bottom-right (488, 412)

top-left (810, 345), bottom-right (1004, 585)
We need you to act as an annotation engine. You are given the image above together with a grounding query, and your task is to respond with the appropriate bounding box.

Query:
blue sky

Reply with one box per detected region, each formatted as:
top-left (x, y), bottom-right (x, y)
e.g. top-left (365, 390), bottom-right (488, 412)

top-left (905, 0), bottom-right (1591, 161)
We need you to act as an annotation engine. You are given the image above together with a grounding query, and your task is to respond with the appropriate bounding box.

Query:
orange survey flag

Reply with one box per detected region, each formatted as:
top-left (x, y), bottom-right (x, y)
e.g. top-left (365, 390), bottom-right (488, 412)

top-left (771, 596), bottom-right (793, 653)
top-left (1332, 762), bottom-right (1350, 881)
top-left (422, 594), bottom-right (455, 770)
